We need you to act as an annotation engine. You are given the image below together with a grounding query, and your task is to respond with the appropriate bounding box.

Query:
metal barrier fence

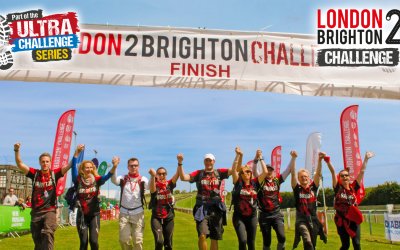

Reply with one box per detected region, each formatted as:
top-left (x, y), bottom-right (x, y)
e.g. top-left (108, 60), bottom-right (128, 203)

top-left (174, 205), bottom-right (399, 236)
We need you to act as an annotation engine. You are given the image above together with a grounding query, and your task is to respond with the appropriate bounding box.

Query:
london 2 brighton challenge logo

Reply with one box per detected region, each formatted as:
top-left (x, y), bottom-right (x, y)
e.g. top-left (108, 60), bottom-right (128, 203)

top-left (316, 8), bottom-right (399, 67)
top-left (0, 9), bottom-right (79, 70)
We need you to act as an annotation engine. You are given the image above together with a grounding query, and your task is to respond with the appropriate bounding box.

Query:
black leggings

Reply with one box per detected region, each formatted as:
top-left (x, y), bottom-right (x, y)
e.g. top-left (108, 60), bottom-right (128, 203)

top-left (151, 215), bottom-right (174, 250)
top-left (76, 212), bottom-right (100, 250)
top-left (337, 222), bottom-right (361, 250)
top-left (259, 212), bottom-right (286, 250)
top-left (232, 213), bottom-right (257, 250)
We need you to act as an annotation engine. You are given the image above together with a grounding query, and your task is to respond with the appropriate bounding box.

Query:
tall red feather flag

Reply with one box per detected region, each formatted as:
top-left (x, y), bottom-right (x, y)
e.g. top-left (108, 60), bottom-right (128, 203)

top-left (340, 105), bottom-right (365, 203)
top-left (51, 110), bottom-right (76, 196)
top-left (271, 146), bottom-right (282, 178)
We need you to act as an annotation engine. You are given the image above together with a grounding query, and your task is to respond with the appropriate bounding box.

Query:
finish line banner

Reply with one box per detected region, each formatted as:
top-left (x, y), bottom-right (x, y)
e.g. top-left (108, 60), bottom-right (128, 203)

top-left (0, 10), bottom-right (399, 99)
top-left (0, 205), bottom-right (31, 234)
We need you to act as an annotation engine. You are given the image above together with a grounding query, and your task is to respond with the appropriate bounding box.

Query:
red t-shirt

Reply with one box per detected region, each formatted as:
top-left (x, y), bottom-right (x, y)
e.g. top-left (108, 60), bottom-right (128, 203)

top-left (334, 181), bottom-right (360, 216)
top-left (293, 181), bottom-right (318, 216)
top-left (151, 179), bottom-right (176, 219)
top-left (257, 176), bottom-right (284, 213)
top-left (77, 175), bottom-right (102, 215)
top-left (26, 168), bottom-right (63, 213)
top-left (233, 178), bottom-right (258, 217)
top-left (189, 168), bottom-right (229, 202)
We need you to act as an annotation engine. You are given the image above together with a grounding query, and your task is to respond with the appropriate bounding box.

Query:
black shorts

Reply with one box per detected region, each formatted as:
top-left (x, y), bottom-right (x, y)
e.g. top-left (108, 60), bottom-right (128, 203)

top-left (195, 206), bottom-right (224, 240)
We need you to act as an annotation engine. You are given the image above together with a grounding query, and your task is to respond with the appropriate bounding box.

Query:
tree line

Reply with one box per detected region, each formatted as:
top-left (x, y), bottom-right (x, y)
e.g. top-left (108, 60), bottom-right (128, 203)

top-left (173, 181), bottom-right (400, 208)
top-left (279, 181), bottom-right (400, 208)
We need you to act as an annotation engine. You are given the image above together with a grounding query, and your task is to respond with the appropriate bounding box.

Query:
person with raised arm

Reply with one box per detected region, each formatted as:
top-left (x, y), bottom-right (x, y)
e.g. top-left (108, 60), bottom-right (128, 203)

top-left (325, 151), bottom-right (374, 250)
top-left (14, 142), bottom-right (73, 250)
top-left (257, 150), bottom-right (295, 250)
top-left (290, 150), bottom-right (323, 250)
top-left (231, 147), bottom-right (268, 250)
top-left (148, 164), bottom-right (179, 250)
top-left (70, 144), bottom-right (119, 250)
top-left (112, 156), bottom-right (149, 250)
top-left (177, 152), bottom-right (232, 250)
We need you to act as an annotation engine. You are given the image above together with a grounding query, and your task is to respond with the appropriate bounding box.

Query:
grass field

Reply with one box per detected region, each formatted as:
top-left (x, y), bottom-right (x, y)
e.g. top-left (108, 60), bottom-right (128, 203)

top-left (1, 208), bottom-right (399, 250)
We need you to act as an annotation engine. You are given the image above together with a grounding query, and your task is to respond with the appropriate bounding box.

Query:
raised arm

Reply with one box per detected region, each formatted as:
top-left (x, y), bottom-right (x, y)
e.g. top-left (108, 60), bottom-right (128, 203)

top-left (323, 154), bottom-right (337, 188)
top-left (71, 144), bottom-right (85, 182)
top-left (313, 151), bottom-right (324, 187)
top-left (111, 167), bottom-right (120, 186)
top-left (257, 150), bottom-right (269, 183)
top-left (280, 155), bottom-right (293, 181)
top-left (66, 144), bottom-right (85, 177)
top-left (99, 156), bottom-right (120, 184)
top-left (232, 147), bottom-right (243, 184)
top-left (177, 153), bottom-right (190, 181)
top-left (356, 151), bottom-right (374, 184)
top-left (170, 166), bottom-right (179, 184)
top-left (14, 143), bottom-right (29, 175)
top-left (148, 168), bottom-right (157, 193)
top-left (290, 150), bottom-right (298, 189)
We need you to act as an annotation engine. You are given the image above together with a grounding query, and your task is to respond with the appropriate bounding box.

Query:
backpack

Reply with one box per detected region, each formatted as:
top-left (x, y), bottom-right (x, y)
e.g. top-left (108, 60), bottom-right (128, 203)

top-left (65, 181), bottom-right (78, 210)
top-left (120, 175), bottom-right (147, 208)
top-left (32, 170), bottom-right (58, 207)
top-left (195, 169), bottom-right (221, 203)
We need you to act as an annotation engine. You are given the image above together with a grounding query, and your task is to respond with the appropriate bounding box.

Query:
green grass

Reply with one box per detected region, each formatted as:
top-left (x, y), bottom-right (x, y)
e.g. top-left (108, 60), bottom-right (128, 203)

top-left (1, 210), bottom-right (399, 249)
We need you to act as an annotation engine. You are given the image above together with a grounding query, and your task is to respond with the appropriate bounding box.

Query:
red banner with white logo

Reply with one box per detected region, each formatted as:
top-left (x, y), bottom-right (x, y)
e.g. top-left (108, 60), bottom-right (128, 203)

top-left (51, 110), bottom-right (76, 196)
top-left (271, 146), bottom-right (282, 178)
top-left (340, 105), bottom-right (365, 203)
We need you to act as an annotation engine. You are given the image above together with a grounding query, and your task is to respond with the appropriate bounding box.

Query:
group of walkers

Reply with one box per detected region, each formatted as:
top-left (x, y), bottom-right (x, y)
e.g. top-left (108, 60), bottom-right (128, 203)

top-left (13, 142), bottom-right (373, 250)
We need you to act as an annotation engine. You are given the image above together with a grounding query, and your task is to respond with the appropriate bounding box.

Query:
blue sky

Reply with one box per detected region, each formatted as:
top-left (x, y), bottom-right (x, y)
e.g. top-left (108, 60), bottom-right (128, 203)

top-left (1, 0), bottom-right (399, 194)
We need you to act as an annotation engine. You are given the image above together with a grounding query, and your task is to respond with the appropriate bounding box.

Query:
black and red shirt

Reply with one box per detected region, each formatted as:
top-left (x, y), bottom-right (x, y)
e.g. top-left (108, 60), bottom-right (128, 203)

top-left (232, 178), bottom-right (258, 217)
top-left (26, 168), bottom-right (63, 213)
top-left (334, 181), bottom-right (360, 217)
top-left (77, 175), bottom-right (103, 216)
top-left (189, 169), bottom-right (229, 203)
top-left (293, 182), bottom-right (318, 217)
top-left (257, 176), bottom-right (284, 214)
top-left (151, 179), bottom-right (176, 219)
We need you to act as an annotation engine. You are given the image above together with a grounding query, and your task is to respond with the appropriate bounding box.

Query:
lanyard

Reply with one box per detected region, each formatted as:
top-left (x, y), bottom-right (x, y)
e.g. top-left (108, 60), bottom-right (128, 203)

top-left (129, 176), bottom-right (140, 192)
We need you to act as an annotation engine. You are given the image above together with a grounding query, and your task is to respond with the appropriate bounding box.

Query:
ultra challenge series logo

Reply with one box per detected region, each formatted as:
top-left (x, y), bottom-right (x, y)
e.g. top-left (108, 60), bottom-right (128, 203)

top-left (316, 8), bottom-right (399, 67)
top-left (0, 9), bottom-right (79, 70)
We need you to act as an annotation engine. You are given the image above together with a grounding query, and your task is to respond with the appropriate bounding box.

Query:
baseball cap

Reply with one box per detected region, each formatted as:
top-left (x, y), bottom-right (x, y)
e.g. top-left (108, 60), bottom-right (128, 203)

top-left (204, 153), bottom-right (215, 161)
top-left (266, 164), bottom-right (274, 170)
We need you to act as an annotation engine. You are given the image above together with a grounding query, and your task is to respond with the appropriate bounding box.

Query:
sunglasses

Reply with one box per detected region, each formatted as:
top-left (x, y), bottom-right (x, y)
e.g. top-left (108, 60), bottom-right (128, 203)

top-left (128, 164), bottom-right (139, 168)
top-left (241, 170), bottom-right (252, 174)
top-left (157, 172), bottom-right (167, 176)
top-left (340, 174), bottom-right (349, 177)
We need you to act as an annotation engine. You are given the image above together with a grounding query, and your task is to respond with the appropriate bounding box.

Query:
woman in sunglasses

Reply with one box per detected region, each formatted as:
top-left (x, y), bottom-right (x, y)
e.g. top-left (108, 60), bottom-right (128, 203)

top-left (231, 147), bottom-right (268, 250)
top-left (325, 151), bottom-right (374, 250)
top-left (148, 165), bottom-right (179, 250)
top-left (71, 144), bottom-right (119, 250)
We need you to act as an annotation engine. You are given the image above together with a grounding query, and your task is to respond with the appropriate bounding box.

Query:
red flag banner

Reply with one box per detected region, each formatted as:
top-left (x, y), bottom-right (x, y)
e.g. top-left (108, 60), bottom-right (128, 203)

top-left (340, 105), bottom-right (365, 202)
top-left (271, 146), bottom-right (282, 178)
top-left (51, 110), bottom-right (76, 196)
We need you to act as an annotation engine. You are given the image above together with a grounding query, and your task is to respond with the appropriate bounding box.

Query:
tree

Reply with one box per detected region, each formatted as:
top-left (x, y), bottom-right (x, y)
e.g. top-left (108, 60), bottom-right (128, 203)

top-left (361, 181), bottom-right (400, 205)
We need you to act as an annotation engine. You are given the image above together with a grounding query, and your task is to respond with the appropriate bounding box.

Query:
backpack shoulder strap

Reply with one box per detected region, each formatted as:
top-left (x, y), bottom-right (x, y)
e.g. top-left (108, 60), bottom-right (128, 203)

top-left (32, 171), bottom-right (38, 190)
top-left (139, 177), bottom-right (146, 207)
top-left (198, 169), bottom-right (205, 180)
top-left (50, 170), bottom-right (56, 187)
top-left (214, 169), bottom-right (220, 179)
top-left (119, 175), bottom-right (128, 207)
